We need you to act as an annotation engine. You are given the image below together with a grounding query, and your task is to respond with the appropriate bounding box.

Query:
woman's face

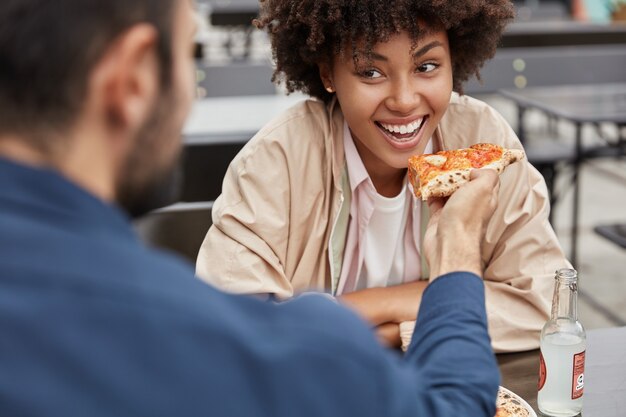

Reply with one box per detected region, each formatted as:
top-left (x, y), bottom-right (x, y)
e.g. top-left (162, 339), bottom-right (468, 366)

top-left (321, 28), bottom-right (453, 190)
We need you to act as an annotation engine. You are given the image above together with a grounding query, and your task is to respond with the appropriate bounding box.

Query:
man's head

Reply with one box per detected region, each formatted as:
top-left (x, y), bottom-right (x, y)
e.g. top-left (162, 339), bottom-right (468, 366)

top-left (0, 0), bottom-right (197, 216)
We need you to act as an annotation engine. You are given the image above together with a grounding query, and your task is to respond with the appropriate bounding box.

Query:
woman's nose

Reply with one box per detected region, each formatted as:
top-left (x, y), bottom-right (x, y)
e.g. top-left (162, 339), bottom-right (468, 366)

top-left (385, 77), bottom-right (420, 115)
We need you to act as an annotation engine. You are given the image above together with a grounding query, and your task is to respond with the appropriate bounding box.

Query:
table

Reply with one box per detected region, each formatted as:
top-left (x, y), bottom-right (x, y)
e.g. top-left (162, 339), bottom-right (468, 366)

top-left (502, 20), bottom-right (626, 48)
top-left (594, 223), bottom-right (626, 249)
top-left (498, 349), bottom-right (540, 411)
top-left (499, 83), bottom-right (626, 267)
top-left (181, 94), bottom-right (308, 201)
top-left (183, 93), bottom-right (308, 143)
top-left (201, 1), bottom-right (626, 44)
top-left (204, 0), bottom-right (258, 26)
top-left (497, 326), bottom-right (626, 417)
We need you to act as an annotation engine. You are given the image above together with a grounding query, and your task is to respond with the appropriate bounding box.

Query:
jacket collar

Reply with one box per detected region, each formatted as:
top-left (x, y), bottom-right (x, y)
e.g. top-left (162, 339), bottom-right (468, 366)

top-left (433, 92), bottom-right (466, 152)
top-left (0, 156), bottom-right (135, 241)
top-left (327, 97), bottom-right (347, 193)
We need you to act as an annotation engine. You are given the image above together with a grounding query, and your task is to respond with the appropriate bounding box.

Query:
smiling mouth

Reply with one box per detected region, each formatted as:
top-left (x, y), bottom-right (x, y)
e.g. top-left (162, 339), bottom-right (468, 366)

top-left (375, 117), bottom-right (428, 141)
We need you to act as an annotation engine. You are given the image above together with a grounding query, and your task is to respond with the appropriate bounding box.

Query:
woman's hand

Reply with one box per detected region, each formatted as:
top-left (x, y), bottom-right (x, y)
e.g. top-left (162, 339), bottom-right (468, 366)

top-left (375, 322), bottom-right (402, 349)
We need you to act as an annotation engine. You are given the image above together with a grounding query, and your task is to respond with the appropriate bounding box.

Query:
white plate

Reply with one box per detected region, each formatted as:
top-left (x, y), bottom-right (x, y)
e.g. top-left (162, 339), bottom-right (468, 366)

top-left (497, 386), bottom-right (538, 417)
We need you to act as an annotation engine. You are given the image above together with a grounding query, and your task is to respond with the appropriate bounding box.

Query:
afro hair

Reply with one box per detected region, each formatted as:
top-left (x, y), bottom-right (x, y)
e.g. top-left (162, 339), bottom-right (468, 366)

top-left (255, 0), bottom-right (515, 102)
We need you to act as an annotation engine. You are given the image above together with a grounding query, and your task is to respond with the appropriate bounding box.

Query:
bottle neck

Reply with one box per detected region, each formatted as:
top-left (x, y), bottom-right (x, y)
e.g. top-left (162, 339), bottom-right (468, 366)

top-left (551, 270), bottom-right (579, 321)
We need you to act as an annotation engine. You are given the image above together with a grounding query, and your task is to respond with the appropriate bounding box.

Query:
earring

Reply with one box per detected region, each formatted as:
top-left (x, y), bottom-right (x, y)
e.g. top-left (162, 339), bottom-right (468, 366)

top-left (326, 86), bottom-right (334, 93)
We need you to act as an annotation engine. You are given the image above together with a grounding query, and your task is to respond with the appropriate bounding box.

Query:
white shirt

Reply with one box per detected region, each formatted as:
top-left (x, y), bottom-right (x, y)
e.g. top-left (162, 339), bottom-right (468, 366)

top-left (337, 122), bottom-right (432, 293)
top-left (356, 179), bottom-right (410, 290)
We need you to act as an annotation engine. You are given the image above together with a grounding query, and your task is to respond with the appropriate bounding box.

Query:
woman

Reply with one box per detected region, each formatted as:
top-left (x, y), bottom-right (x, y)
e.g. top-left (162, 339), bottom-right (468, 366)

top-left (196, 0), bottom-right (569, 352)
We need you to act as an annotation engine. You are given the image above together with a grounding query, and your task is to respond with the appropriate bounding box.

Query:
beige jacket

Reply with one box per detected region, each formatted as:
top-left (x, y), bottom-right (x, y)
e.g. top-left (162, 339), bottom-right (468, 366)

top-left (197, 94), bottom-right (570, 352)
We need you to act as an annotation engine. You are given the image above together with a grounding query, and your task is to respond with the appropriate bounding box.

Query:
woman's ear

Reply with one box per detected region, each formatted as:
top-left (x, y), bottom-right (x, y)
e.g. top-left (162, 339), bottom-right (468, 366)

top-left (318, 63), bottom-right (335, 93)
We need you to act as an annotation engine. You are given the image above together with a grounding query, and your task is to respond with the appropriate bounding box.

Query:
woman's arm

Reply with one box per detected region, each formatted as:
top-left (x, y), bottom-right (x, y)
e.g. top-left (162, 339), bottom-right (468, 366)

top-left (482, 160), bottom-right (567, 352)
top-left (338, 281), bottom-right (428, 348)
top-left (196, 135), bottom-right (297, 298)
top-left (338, 280), bottom-right (428, 326)
top-left (440, 98), bottom-right (570, 352)
top-left (196, 101), bottom-right (341, 299)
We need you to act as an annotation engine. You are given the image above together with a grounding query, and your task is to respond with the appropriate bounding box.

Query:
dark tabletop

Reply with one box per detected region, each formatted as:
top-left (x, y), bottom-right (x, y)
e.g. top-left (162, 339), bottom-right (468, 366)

top-left (502, 21), bottom-right (626, 48)
top-left (498, 349), bottom-right (540, 412)
top-left (500, 83), bottom-right (626, 124)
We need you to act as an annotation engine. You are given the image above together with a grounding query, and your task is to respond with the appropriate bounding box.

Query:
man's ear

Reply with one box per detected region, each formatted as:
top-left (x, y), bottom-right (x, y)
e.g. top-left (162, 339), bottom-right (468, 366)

top-left (89, 24), bottom-right (160, 132)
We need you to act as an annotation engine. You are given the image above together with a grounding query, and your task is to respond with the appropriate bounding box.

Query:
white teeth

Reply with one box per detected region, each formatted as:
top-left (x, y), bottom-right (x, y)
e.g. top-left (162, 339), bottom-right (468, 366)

top-left (380, 118), bottom-right (423, 135)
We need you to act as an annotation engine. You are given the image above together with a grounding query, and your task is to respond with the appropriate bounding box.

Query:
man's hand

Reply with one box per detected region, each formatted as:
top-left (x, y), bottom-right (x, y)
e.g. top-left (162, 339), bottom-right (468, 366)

top-left (424, 169), bottom-right (500, 280)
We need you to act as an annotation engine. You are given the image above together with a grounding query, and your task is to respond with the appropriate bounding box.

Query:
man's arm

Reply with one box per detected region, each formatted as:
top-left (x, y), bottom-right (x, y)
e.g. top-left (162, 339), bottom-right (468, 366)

top-left (400, 272), bottom-right (499, 416)
top-left (261, 170), bottom-right (500, 416)
top-left (173, 169), bottom-right (501, 417)
top-left (396, 169), bottom-right (501, 414)
top-left (229, 260), bottom-right (497, 415)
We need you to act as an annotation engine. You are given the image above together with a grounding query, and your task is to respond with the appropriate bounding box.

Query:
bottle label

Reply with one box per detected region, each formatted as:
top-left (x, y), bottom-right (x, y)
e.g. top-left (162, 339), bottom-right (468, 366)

top-left (572, 350), bottom-right (585, 399)
top-left (538, 351), bottom-right (546, 391)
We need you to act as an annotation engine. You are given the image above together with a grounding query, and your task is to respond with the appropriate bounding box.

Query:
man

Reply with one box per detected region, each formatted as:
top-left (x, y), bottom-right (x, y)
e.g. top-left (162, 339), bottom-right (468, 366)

top-left (0, 0), bottom-right (501, 416)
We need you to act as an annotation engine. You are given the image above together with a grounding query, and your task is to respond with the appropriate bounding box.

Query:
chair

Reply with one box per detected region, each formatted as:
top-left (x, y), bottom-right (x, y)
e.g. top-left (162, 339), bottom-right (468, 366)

top-left (134, 132), bottom-right (249, 262)
top-left (134, 201), bottom-right (214, 263)
top-left (522, 140), bottom-right (575, 223)
top-left (180, 137), bottom-right (246, 202)
top-left (194, 0), bottom-right (261, 60)
top-left (594, 224), bottom-right (626, 249)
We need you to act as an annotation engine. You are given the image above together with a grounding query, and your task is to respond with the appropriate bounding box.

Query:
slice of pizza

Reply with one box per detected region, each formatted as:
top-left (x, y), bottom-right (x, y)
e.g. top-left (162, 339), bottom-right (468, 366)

top-left (407, 143), bottom-right (525, 201)
top-left (494, 386), bottom-right (531, 417)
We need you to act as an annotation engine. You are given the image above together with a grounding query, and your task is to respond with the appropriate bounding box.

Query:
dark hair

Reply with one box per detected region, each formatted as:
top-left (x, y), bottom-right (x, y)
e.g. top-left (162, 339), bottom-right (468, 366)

top-left (0, 0), bottom-right (176, 148)
top-left (255, 0), bottom-right (515, 102)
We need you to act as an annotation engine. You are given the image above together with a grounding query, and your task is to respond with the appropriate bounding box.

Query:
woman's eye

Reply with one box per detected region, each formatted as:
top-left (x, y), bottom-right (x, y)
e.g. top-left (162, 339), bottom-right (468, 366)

top-left (417, 62), bottom-right (439, 73)
top-left (360, 69), bottom-right (382, 79)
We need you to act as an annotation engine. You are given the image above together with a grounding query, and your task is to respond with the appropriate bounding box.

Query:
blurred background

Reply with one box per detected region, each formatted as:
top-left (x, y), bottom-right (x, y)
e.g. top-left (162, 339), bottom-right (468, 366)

top-left (135, 0), bottom-right (626, 330)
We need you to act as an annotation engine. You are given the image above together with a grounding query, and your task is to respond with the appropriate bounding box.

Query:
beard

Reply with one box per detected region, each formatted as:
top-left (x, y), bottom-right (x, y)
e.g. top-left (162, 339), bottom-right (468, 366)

top-left (116, 90), bottom-right (184, 219)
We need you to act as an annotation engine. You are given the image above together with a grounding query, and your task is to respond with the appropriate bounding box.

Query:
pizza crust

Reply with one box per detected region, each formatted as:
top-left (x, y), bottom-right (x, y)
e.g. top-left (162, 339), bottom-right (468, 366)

top-left (412, 148), bottom-right (525, 201)
top-left (419, 168), bottom-right (471, 200)
top-left (483, 148), bottom-right (526, 174)
top-left (495, 386), bottom-right (532, 417)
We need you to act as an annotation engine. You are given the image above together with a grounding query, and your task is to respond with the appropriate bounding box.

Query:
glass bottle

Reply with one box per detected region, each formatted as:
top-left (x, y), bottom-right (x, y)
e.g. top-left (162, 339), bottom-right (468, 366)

top-left (538, 268), bottom-right (586, 417)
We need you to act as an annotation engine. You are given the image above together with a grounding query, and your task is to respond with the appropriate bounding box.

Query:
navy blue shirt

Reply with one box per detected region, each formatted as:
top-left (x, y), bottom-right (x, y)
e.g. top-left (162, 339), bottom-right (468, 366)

top-left (0, 157), bottom-right (499, 416)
